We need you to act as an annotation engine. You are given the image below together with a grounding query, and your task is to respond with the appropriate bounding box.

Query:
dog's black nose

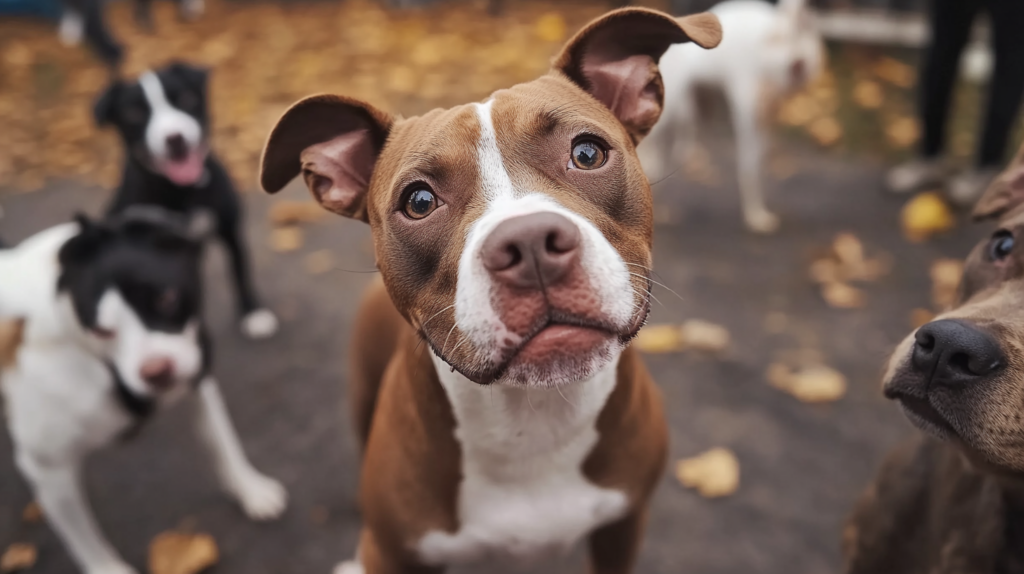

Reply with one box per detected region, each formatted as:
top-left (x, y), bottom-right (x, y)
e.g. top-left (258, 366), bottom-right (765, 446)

top-left (912, 319), bottom-right (1005, 387)
top-left (482, 212), bottom-right (580, 289)
top-left (166, 134), bottom-right (188, 160)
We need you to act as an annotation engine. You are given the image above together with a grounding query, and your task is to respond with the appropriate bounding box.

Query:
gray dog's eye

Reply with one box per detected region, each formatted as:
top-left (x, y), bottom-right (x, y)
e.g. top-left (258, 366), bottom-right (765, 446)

top-left (989, 230), bottom-right (1015, 261)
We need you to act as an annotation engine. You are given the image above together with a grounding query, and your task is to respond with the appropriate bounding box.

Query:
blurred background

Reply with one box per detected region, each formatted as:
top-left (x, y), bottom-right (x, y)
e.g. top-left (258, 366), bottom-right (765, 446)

top-left (0, 0), bottom-right (1020, 573)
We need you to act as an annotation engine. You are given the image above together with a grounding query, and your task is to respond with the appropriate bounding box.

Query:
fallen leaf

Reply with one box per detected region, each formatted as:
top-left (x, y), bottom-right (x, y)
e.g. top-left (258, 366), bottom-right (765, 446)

top-left (634, 324), bottom-right (684, 354)
top-left (885, 116), bottom-right (920, 149)
top-left (0, 319), bottom-right (25, 369)
top-left (852, 80), bottom-right (883, 109)
top-left (807, 116), bottom-right (843, 147)
top-left (268, 226), bottom-right (303, 253)
top-left (679, 319), bottom-right (730, 353)
top-left (676, 448), bottom-right (740, 498)
top-left (0, 543), bottom-right (37, 573)
top-left (304, 249), bottom-right (335, 275)
top-left (910, 308), bottom-right (935, 328)
top-left (148, 531), bottom-right (219, 574)
top-left (767, 363), bottom-right (847, 403)
top-left (777, 93), bottom-right (820, 127)
top-left (682, 145), bottom-right (722, 187)
top-left (902, 192), bottom-right (955, 242)
top-left (268, 201), bottom-right (326, 227)
top-left (534, 13), bottom-right (566, 42)
top-left (930, 258), bottom-right (964, 310)
top-left (821, 282), bottom-right (866, 309)
top-left (20, 502), bottom-right (42, 525)
top-left (873, 56), bottom-right (915, 88)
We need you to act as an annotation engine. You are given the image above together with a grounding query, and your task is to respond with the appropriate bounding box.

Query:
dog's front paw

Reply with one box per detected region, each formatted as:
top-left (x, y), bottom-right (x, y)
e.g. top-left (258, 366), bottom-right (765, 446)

top-left (744, 209), bottom-right (780, 235)
top-left (240, 309), bottom-right (279, 340)
top-left (333, 560), bottom-right (365, 574)
top-left (86, 562), bottom-right (138, 574)
top-left (232, 471), bottom-right (287, 521)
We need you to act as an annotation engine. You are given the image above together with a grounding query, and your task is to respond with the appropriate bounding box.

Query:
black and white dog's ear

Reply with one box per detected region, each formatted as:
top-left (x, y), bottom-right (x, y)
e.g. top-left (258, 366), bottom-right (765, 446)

top-left (60, 213), bottom-right (111, 268)
top-left (93, 81), bottom-right (123, 126)
top-left (167, 61), bottom-right (209, 94)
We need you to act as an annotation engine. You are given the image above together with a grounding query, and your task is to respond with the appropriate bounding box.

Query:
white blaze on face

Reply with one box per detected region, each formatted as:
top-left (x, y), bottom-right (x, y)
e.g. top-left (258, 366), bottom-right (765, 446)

top-left (138, 71), bottom-right (206, 185)
top-left (94, 289), bottom-right (202, 398)
top-left (450, 101), bottom-right (635, 364)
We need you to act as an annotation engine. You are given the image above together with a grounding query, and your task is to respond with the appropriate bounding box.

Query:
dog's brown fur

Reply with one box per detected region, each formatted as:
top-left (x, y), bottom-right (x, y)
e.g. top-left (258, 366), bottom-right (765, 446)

top-left (845, 147), bottom-right (1024, 574)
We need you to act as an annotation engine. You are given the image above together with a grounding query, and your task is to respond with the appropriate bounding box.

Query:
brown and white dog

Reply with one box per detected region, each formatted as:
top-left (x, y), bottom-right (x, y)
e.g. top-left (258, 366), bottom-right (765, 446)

top-left (259, 8), bottom-right (721, 573)
top-left (844, 147), bottom-right (1024, 573)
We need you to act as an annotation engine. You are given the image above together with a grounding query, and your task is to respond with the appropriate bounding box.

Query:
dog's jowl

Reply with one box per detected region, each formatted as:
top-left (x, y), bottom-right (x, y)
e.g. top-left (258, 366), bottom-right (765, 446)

top-left (0, 210), bottom-right (286, 574)
top-left (95, 62), bottom-right (279, 340)
top-left (845, 147), bottom-right (1024, 574)
top-left (261, 8), bottom-right (721, 574)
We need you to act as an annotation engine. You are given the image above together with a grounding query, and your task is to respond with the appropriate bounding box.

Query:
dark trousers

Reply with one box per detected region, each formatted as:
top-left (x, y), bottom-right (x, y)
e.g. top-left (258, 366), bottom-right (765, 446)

top-left (920, 0), bottom-right (1024, 167)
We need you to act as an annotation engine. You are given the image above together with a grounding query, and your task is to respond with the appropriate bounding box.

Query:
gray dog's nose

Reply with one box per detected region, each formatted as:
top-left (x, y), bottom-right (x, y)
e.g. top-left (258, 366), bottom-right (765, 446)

top-left (482, 212), bottom-right (580, 289)
top-left (912, 319), bottom-right (1005, 387)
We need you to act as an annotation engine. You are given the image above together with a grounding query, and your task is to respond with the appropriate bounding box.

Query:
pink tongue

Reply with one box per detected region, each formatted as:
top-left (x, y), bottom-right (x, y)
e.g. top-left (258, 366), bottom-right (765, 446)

top-left (162, 151), bottom-right (205, 186)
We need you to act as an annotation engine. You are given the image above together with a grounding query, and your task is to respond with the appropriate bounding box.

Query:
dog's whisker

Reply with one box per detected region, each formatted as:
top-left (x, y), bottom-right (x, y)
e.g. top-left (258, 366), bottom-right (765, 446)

top-left (627, 271), bottom-right (684, 303)
top-left (555, 385), bottom-right (575, 408)
top-left (440, 322), bottom-right (461, 358)
top-left (420, 304), bottom-right (456, 330)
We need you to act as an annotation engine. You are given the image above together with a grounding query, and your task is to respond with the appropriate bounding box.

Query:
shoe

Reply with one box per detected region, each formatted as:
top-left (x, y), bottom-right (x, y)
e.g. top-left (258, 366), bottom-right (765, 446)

top-left (947, 167), bottom-right (1001, 208)
top-left (886, 157), bottom-right (948, 194)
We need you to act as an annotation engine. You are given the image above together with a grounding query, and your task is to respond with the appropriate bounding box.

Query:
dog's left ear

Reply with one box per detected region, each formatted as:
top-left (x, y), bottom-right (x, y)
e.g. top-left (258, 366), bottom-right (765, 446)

top-left (167, 61), bottom-right (209, 93)
top-left (94, 81), bottom-right (122, 126)
top-left (974, 150), bottom-right (1024, 220)
top-left (553, 8), bottom-right (721, 143)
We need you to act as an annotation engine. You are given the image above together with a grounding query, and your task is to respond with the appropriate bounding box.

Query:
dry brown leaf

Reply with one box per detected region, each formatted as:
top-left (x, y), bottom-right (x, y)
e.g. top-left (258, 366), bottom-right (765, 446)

top-left (268, 227), bottom-right (303, 253)
top-left (885, 116), bottom-right (920, 149)
top-left (676, 448), bottom-right (740, 498)
top-left (0, 543), bottom-right (37, 573)
top-left (873, 57), bottom-right (915, 88)
top-left (852, 80), bottom-right (883, 109)
top-left (148, 531), bottom-right (219, 574)
top-left (679, 320), bottom-right (730, 353)
top-left (20, 502), bottom-right (42, 525)
top-left (304, 250), bottom-right (335, 275)
top-left (682, 146), bottom-right (722, 187)
top-left (821, 282), bottom-right (866, 309)
top-left (634, 324), bottom-right (684, 354)
top-left (767, 363), bottom-right (847, 403)
top-left (268, 201), bottom-right (326, 227)
top-left (534, 13), bottom-right (567, 42)
top-left (777, 93), bottom-right (820, 127)
top-left (910, 308), bottom-right (935, 329)
top-left (807, 116), bottom-right (843, 147)
top-left (0, 319), bottom-right (25, 369)
top-left (930, 258), bottom-right (964, 310)
top-left (902, 192), bottom-right (955, 243)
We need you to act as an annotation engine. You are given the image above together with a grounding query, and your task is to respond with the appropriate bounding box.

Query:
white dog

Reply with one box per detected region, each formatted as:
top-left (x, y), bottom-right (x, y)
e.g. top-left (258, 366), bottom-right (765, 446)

top-left (0, 209), bottom-right (286, 574)
top-left (639, 0), bottom-right (825, 233)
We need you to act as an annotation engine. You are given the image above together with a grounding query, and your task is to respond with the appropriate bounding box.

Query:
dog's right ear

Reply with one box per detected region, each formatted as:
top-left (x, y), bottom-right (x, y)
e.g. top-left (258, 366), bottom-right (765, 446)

top-left (260, 94), bottom-right (393, 223)
top-left (93, 81), bottom-right (122, 126)
top-left (973, 150), bottom-right (1024, 221)
top-left (59, 214), bottom-right (112, 272)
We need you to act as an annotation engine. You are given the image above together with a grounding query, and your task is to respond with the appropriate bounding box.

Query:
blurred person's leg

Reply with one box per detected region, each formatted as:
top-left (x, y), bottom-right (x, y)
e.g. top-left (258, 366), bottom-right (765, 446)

top-left (948, 0), bottom-right (1024, 206)
top-left (887, 0), bottom-right (979, 194)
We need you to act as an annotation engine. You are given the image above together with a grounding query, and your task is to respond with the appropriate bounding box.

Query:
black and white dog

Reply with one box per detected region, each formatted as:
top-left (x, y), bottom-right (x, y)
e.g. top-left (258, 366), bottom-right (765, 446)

top-left (59, 0), bottom-right (203, 67)
top-left (94, 62), bottom-right (278, 340)
top-left (0, 209), bottom-right (286, 574)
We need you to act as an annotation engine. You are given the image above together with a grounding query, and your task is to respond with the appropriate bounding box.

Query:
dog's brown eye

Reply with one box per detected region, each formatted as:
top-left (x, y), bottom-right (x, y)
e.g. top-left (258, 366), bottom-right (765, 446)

top-left (176, 91), bottom-right (199, 112)
top-left (570, 140), bottom-right (607, 170)
top-left (989, 231), bottom-right (1015, 261)
top-left (403, 187), bottom-right (440, 220)
top-left (123, 106), bottom-right (146, 125)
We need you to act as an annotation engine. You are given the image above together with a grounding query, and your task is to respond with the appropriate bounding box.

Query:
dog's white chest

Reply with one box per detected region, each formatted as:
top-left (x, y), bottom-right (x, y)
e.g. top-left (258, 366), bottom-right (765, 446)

top-left (416, 356), bottom-right (629, 566)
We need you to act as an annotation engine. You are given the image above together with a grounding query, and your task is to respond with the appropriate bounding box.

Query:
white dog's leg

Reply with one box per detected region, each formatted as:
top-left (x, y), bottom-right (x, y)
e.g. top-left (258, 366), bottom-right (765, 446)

top-left (639, 86), bottom-right (697, 185)
top-left (16, 452), bottom-right (137, 574)
top-left (728, 81), bottom-right (779, 234)
top-left (58, 8), bottom-right (85, 46)
top-left (194, 377), bottom-right (287, 520)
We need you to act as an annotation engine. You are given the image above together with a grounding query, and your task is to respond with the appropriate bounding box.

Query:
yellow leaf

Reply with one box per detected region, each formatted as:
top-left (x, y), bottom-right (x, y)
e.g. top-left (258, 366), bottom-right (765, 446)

top-left (679, 319), bottom-right (730, 353)
top-left (852, 80), bottom-right (883, 109)
top-left (148, 531), bottom-right (219, 574)
top-left (634, 324), bottom-right (684, 354)
top-left (886, 116), bottom-right (920, 149)
top-left (777, 93), bottom-right (820, 127)
top-left (910, 308), bottom-right (935, 329)
top-left (0, 543), bottom-right (37, 573)
top-left (268, 200), bottom-right (327, 227)
top-left (807, 116), bottom-right (843, 147)
top-left (930, 258), bottom-right (964, 310)
top-left (534, 13), bottom-right (566, 43)
top-left (767, 363), bottom-right (847, 403)
top-left (269, 227), bottom-right (304, 253)
top-left (873, 56), bottom-right (915, 88)
top-left (821, 282), bottom-right (865, 309)
top-left (304, 250), bottom-right (336, 275)
top-left (676, 448), bottom-right (740, 498)
top-left (20, 502), bottom-right (41, 525)
top-left (901, 192), bottom-right (955, 242)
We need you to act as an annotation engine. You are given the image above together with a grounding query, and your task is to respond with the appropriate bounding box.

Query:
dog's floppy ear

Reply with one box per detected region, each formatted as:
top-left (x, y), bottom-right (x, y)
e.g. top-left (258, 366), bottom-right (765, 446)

top-left (94, 81), bottom-right (123, 126)
top-left (553, 8), bottom-right (721, 143)
top-left (973, 149), bottom-right (1024, 221)
top-left (167, 61), bottom-right (209, 93)
top-left (260, 94), bottom-right (393, 222)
